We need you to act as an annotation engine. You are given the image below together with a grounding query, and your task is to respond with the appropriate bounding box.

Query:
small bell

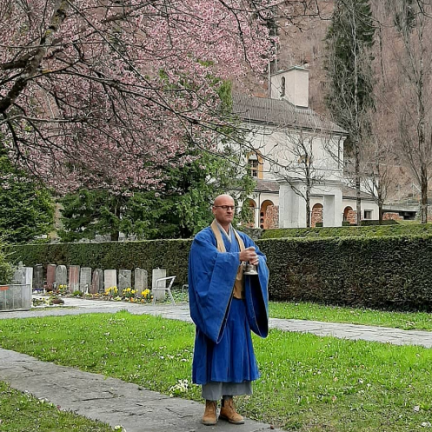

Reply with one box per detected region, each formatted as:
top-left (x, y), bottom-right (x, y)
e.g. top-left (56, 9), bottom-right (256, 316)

top-left (243, 263), bottom-right (258, 276)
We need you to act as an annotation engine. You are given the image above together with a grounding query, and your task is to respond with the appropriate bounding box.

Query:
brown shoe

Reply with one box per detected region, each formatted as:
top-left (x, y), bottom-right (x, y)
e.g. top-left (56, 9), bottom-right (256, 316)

top-left (202, 400), bottom-right (217, 426)
top-left (219, 397), bottom-right (245, 424)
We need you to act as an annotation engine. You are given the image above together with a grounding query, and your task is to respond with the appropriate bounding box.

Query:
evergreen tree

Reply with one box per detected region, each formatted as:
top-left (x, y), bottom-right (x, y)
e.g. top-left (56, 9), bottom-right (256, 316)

top-left (0, 146), bottom-right (54, 243)
top-left (324, 0), bottom-right (375, 225)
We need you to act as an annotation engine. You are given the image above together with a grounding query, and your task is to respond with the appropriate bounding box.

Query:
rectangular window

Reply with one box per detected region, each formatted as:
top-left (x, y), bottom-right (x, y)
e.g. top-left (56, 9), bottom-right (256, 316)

top-left (248, 159), bottom-right (259, 177)
top-left (363, 210), bottom-right (372, 219)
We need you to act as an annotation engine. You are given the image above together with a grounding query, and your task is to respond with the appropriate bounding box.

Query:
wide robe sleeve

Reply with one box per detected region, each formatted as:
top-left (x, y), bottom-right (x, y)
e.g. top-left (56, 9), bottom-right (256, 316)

top-left (188, 227), bottom-right (240, 344)
top-left (238, 232), bottom-right (269, 338)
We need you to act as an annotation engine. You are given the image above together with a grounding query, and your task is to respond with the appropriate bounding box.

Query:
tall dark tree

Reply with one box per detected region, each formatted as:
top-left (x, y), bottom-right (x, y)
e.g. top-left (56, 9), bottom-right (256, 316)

top-left (324, 0), bottom-right (375, 225)
top-left (0, 145), bottom-right (54, 243)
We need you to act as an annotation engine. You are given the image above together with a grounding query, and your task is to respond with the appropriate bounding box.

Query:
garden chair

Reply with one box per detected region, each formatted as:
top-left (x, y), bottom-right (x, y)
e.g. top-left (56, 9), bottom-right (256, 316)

top-left (152, 276), bottom-right (176, 305)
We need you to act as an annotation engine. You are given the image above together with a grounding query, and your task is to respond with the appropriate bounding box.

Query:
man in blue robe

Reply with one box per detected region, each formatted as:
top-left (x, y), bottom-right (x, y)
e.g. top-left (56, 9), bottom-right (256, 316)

top-left (188, 194), bottom-right (269, 426)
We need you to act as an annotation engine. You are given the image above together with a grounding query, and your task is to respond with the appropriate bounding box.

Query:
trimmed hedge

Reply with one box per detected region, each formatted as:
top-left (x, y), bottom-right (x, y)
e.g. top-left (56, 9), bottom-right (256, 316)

top-left (259, 234), bottom-right (432, 311)
top-left (8, 240), bottom-right (192, 286)
top-left (9, 233), bottom-right (432, 311)
top-left (261, 222), bottom-right (432, 240)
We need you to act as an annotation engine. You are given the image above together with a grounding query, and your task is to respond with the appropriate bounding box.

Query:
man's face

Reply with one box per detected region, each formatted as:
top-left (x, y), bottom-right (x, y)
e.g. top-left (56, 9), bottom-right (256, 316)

top-left (212, 196), bottom-right (235, 226)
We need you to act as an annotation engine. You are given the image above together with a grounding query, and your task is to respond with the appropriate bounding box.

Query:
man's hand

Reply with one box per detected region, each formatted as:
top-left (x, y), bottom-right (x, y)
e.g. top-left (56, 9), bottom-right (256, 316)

top-left (239, 246), bottom-right (259, 266)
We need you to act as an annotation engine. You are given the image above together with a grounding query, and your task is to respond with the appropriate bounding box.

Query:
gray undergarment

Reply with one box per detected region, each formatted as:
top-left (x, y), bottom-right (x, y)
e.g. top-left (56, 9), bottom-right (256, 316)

top-left (201, 381), bottom-right (253, 401)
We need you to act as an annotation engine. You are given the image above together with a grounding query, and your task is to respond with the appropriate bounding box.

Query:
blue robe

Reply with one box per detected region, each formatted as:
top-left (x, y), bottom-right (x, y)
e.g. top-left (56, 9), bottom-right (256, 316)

top-left (188, 226), bottom-right (269, 385)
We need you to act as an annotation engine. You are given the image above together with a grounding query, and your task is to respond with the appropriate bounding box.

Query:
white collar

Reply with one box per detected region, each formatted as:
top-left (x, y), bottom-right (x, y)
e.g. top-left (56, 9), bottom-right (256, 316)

top-left (215, 221), bottom-right (233, 242)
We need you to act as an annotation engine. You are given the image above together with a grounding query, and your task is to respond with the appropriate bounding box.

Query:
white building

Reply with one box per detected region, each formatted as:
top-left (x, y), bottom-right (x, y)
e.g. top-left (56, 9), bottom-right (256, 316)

top-left (232, 66), bottom-right (379, 228)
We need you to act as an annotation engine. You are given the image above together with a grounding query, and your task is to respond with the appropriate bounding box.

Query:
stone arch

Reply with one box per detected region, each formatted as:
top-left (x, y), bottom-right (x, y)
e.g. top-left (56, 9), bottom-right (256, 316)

top-left (343, 206), bottom-right (356, 225)
top-left (260, 200), bottom-right (274, 229)
top-left (311, 203), bottom-right (323, 227)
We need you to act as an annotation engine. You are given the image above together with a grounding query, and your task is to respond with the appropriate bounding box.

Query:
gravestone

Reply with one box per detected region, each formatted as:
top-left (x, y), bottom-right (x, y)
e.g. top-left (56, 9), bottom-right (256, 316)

top-left (68, 265), bottom-right (80, 293)
top-left (118, 270), bottom-right (131, 296)
top-left (13, 263), bottom-right (25, 284)
top-left (134, 268), bottom-right (148, 297)
top-left (80, 267), bottom-right (92, 293)
top-left (33, 265), bottom-right (43, 290)
top-left (13, 265), bottom-right (33, 289)
top-left (152, 268), bottom-right (166, 301)
top-left (46, 264), bottom-right (56, 290)
top-left (25, 267), bottom-right (33, 291)
top-left (91, 269), bottom-right (103, 294)
top-left (104, 270), bottom-right (117, 294)
top-left (55, 265), bottom-right (67, 289)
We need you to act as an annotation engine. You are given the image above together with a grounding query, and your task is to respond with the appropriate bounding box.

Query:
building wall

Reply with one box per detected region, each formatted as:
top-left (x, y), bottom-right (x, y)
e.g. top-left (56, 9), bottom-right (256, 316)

top-left (342, 199), bottom-right (380, 222)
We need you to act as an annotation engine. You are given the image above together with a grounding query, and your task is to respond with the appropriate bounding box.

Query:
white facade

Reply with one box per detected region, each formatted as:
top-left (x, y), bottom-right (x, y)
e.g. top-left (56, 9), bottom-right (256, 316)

top-left (233, 66), bottom-right (379, 228)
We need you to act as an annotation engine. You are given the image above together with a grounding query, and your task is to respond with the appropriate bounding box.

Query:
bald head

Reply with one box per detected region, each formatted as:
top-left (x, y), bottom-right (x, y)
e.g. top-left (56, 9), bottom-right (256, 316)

top-left (213, 194), bottom-right (234, 206)
top-left (212, 194), bottom-right (235, 232)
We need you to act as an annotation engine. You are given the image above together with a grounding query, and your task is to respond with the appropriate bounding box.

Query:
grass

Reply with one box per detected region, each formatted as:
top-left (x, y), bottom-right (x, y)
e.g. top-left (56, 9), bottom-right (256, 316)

top-left (269, 301), bottom-right (432, 331)
top-left (1, 311), bottom-right (432, 431)
top-left (0, 381), bottom-right (116, 432)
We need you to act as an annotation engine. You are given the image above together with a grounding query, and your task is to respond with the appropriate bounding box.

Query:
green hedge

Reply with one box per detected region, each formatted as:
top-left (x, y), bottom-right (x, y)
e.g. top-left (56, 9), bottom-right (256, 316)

top-left (261, 222), bottom-right (431, 240)
top-left (258, 234), bottom-right (432, 311)
top-left (9, 233), bottom-right (432, 311)
top-left (8, 240), bottom-right (192, 286)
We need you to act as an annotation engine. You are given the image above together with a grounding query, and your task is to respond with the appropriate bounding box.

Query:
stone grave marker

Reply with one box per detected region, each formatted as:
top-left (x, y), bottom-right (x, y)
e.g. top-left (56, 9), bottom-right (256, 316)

top-left (25, 267), bottom-right (33, 291)
top-left (104, 270), bottom-right (117, 296)
top-left (80, 267), bottom-right (92, 293)
top-left (33, 265), bottom-right (43, 290)
top-left (55, 265), bottom-right (67, 290)
top-left (46, 264), bottom-right (56, 290)
top-left (152, 268), bottom-right (166, 301)
top-left (13, 263), bottom-right (25, 284)
top-left (91, 269), bottom-right (103, 294)
top-left (134, 268), bottom-right (148, 298)
top-left (118, 270), bottom-right (131, 296)
top-left (68, 265), bottom-right (80, 293)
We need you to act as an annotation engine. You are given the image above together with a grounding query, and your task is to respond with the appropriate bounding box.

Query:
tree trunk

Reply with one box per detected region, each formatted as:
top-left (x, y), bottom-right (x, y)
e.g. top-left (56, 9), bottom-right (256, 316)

top-left (355, 143), bottom-right (362, 226)
top-left (421, 165), bottom-right (428, 223)
top-left (306, 186), bottom-right (311, 228)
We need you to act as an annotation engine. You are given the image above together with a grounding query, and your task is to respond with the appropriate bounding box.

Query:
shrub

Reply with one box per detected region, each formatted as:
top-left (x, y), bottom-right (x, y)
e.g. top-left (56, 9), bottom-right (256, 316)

top-left (261, 222), bottom-right (431, 240)
top-left (259, 233), bottom-right (432, 311)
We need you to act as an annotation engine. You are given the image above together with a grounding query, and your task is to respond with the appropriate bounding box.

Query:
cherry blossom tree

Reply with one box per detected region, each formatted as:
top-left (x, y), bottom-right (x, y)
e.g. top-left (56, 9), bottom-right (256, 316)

top-left (0, 0), bottom-right (320, 193)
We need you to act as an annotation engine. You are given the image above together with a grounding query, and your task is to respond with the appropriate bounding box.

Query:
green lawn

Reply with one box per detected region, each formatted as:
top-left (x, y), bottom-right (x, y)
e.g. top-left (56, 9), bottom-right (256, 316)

top-left (269, 301), bottom-right (432, 331)
top-left (1, 311), bottom-right (432, 431)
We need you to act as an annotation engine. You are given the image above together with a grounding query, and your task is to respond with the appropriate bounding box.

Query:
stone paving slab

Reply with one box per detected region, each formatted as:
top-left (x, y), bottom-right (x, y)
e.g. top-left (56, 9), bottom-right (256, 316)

top-left (269, 318), bottom-right (432, 348)
top-left (0, 348), bottom-right (280, 432)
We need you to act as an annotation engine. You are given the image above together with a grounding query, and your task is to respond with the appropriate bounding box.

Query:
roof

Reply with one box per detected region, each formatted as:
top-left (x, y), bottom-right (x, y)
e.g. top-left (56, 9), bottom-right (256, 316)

top-left (252, 182), bottom-right (376, 201)
top-left (342, 186), bottom-right (376, 201)
top-left (232, 93), bottom-right (347, 135)
top-left (254, 179), bottom-right (279, 193)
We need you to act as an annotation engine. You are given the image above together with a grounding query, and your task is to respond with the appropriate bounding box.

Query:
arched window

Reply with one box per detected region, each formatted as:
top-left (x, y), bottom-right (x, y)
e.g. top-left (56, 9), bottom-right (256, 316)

top-left (260, 200), bottom-right (274, 229)
top-left (311, 203), bottom-right (323, 227)
top-left (343, 206), bottom-right (356, 225)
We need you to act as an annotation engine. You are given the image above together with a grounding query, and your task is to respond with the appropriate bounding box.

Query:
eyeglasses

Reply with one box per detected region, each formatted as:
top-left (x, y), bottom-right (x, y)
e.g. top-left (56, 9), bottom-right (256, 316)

top-left (213, 205), bottom-right (236, 211)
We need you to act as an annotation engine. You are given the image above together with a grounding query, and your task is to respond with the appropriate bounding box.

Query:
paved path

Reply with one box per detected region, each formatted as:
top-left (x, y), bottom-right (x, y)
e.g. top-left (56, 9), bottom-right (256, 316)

top-left (1, 297), bottom-right (432, 432)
